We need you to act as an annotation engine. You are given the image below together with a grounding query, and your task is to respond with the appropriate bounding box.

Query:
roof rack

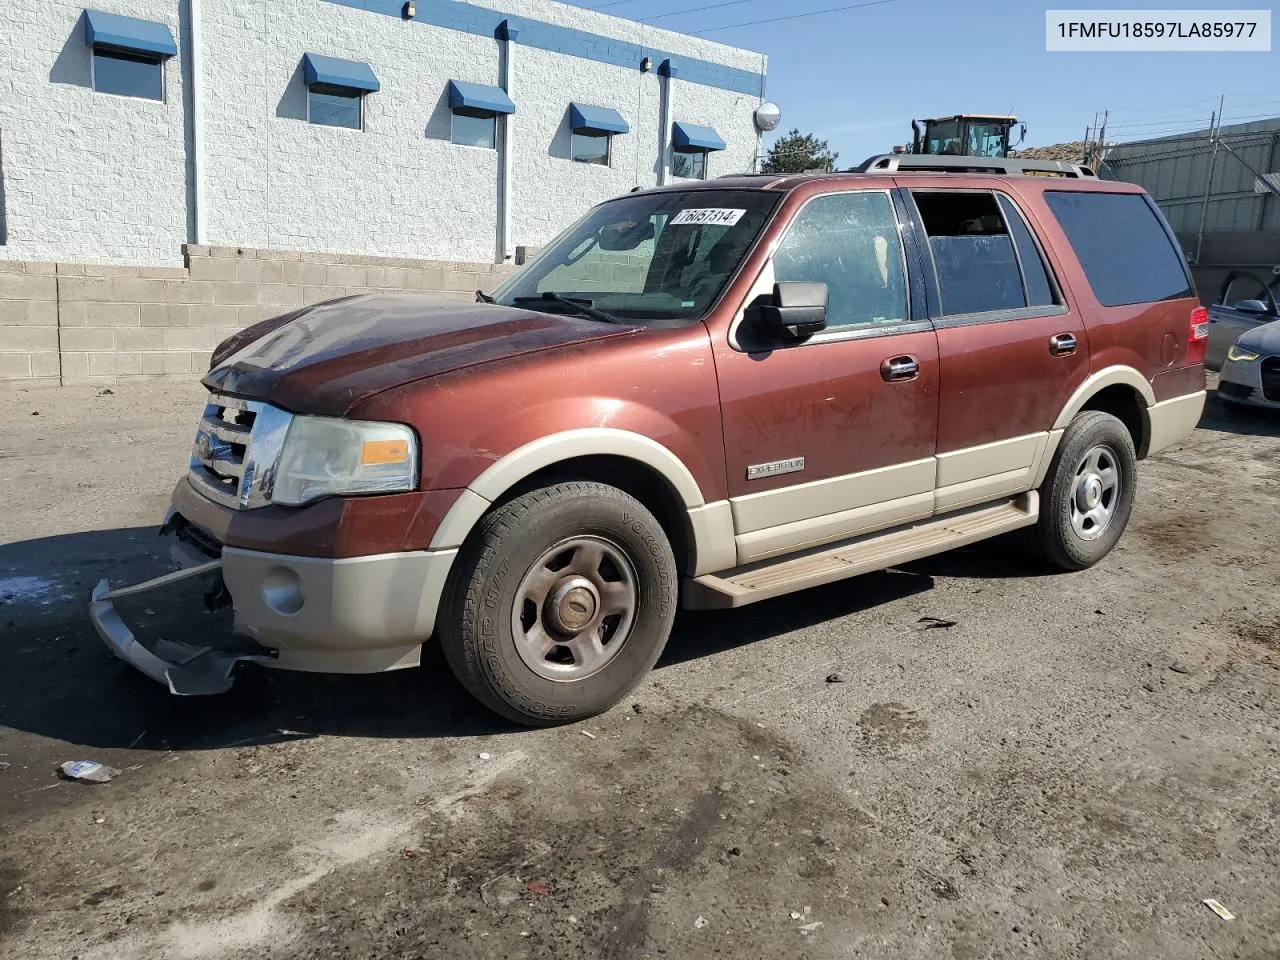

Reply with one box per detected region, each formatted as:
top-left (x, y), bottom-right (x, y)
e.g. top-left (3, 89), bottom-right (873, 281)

top-left (852, 154), bottom-right (1097, 178)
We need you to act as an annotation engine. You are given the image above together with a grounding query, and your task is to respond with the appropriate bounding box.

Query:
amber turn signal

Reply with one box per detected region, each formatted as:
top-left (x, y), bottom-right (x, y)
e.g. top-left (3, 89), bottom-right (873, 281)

top-left (360, 439), bottom-right (410, 465)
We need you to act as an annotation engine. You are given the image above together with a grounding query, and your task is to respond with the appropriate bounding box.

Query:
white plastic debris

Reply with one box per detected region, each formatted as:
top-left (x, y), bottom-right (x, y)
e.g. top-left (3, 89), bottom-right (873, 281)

top-left (694, 915), bottom-right (708, 929)
top-left (478, 752), bottom-right (491, 761)
top-left (580, 730), bottom-right (597, 740)
top-left (789, 910), bottom-right (803, 921)
top-left (1203, 898), bottom-right (1235, 920)
top-left (799, 921), bottom-right (824, 934)
top-left (59, 761), bottom-right (119, 784)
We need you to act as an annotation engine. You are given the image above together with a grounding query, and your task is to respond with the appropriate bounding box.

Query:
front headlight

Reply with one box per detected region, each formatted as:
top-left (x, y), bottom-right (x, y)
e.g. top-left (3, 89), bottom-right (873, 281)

top-left (272, 416), bottom-right (418, 506)
top-left (1226, 344), bottom-right (1261, 363)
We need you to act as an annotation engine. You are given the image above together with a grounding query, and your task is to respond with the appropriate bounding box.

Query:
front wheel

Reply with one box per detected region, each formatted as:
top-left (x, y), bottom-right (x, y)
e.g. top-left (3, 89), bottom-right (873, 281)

top-left (438, 481), bottom-right (678, 726)
top-left (1034, 410), bottom-right (1137, 571)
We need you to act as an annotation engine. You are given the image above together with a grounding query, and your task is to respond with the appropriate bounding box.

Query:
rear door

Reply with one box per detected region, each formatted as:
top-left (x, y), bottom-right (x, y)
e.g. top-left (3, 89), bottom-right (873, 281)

top-left (901, 185), bottom-right (1088, 512)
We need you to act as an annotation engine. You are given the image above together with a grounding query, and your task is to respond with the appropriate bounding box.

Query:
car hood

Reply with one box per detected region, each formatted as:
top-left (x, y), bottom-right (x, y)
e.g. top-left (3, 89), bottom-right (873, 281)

top-left (1236, 318), bottom-right (1280, 356)
top-left (202, 293), bottom-right (637, 416)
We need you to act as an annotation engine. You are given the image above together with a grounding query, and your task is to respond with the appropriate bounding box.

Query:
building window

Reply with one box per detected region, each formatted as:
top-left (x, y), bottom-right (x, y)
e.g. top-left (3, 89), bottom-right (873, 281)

top-left (308, 83), bottom-right (362, 130)
top-left (571, 132), bottom-right (610, 166)
top-left (446, 80), bottom-right (515, 151)
top-left (567, 103), bottom-right (627, 167)
top-left (670, 122), bottom-right (725, 181)
top-left (92, 48), bottom-right (164, 100)
top-left (672, 150), bottom-right (707, 180)
top-left (82, 9), bottom-right (176, 102)
top-left (452, 108), bottom-right (497, 149)
top-left (301, 54), bottom-right (379, 132)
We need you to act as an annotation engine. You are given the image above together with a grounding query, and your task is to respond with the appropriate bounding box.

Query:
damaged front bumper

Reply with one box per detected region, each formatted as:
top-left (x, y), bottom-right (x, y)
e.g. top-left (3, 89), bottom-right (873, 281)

top-left (89, 557), bottom-right (276, 696)
top-left (89, 508), bottom-right (459, 695)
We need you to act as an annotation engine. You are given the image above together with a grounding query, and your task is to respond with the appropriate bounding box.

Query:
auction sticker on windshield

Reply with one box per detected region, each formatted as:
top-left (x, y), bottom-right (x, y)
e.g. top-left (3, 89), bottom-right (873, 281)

top-left (670, 208), bottom-right (746, 226)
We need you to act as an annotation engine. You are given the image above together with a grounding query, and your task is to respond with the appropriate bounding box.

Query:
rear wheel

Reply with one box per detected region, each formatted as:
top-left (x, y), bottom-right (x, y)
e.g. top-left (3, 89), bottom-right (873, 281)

top-left (438, 481), bottom-right (677, 726)
top-left (1034, 410), bottom-right (1137, 571)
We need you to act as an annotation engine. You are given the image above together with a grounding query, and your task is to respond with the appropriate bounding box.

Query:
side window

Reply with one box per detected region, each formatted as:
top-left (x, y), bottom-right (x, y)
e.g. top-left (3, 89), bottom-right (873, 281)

top-left (996, 194), bottom-right (1057, 308)
top-left (913, 191), bottom-right (1027, 315)
top-left (772, 192), bottom-right (907, 331)
top-left (1044, 191), bottom-right (1193, 307)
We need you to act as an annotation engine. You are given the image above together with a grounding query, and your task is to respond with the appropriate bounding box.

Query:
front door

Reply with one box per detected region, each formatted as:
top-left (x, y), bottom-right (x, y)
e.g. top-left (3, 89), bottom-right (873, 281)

top-left (711, 189), bottom-right (940, 565)
top-left (903, 186), bottom-right (1090, 511)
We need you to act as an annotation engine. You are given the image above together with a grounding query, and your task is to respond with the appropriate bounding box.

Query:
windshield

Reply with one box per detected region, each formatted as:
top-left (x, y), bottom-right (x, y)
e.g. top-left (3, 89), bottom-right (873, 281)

top-left (966, 122), bottom-right (1009, 157)
top-left (491, 190), bottom-right (782, 323)
top-left (925, 120), bottom-right (962, 155)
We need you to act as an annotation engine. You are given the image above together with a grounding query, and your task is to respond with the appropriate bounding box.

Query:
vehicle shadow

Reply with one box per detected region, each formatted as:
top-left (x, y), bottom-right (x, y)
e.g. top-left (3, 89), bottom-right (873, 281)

top-left (660, 568), bottom-right (935, 667)
top-left (898, 531), bottom-right (1059, 580)
top-left (0, 525), bottom-right (1002, 754)
top-left (1197, 387), bottom-right (1280, 439)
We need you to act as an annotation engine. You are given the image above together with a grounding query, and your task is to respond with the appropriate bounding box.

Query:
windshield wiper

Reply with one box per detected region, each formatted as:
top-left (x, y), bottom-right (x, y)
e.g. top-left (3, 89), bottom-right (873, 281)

top-left (475, 289), bottom-right (496, 303)
top-left (512, 292), bottom-right (629, 325)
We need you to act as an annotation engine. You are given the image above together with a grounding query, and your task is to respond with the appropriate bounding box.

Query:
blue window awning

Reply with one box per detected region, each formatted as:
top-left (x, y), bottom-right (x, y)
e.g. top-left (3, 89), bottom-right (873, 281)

top-left (569, 103), bottom-right (628, 135)
top-left (302, 53), bottom-right (379, 93)
top-left (672, 121), bottom-right (726, 152)
top-left (447, 80), bottom-right (515, 115)
top-left (83, 9), bottom-right (176, 58)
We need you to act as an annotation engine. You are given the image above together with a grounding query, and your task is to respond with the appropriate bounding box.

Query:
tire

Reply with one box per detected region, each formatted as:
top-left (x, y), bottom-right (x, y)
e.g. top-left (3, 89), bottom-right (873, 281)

top-left (438, 481), bottom-right (678, 727)
top-left (1033, 410), bottom-right (1137, 572)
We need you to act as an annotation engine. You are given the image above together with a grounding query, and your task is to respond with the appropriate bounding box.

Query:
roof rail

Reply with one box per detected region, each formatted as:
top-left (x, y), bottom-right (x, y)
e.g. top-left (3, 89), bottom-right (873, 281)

top-left (852, 154), bottom-right (1097, 178)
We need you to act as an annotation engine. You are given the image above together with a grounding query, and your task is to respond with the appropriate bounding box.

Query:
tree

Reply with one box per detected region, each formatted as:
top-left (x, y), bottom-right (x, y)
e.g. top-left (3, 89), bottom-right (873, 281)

top-left (761, 129), bottom-right (839, 174)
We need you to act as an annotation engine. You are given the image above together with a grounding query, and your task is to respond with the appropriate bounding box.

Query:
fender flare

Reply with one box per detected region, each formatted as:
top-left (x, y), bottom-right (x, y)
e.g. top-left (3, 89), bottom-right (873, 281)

top-left (1030, 365), bottom-right (1155, 488)
top-left (429, 428), bottom-right (707, 551)
top-left (1052, 365), bottom-right (1155, 431)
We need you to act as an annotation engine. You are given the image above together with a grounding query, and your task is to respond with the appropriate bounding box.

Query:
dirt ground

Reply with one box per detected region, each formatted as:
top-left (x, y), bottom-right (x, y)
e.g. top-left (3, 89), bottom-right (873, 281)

top-left (1, 380), bottom-right (1278, 960)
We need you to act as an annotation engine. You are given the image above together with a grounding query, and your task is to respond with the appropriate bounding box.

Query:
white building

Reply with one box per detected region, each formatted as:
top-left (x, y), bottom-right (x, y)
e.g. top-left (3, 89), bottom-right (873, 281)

top-left (0, 0), bottom-right (770, 267)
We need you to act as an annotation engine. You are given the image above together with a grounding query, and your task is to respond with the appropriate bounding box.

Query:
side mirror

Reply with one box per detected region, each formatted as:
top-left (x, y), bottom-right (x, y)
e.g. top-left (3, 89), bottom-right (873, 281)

top-left (750, 281), bottom-right (828, 340)
top-left (1234, 298), bottom-right (1272, 314)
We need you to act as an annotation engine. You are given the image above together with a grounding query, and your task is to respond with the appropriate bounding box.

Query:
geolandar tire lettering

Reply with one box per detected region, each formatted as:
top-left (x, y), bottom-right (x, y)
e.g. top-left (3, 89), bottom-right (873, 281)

top-left (1034, 410), bottom-right (1138, 571)
top-left (437, 481), bottom-right (677, 727)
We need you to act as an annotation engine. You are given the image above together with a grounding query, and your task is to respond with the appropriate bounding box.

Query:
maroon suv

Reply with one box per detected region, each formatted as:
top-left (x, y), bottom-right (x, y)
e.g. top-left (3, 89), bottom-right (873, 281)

top-left (91, 154), bottom-right (1207, 725)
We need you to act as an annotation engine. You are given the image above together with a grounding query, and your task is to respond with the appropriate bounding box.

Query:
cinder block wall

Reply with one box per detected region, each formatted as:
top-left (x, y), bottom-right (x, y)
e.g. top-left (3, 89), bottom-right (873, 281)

top-left (0, 264), bottom-right (60, 381)
top-left (0, 244), bottom-right (515, 385)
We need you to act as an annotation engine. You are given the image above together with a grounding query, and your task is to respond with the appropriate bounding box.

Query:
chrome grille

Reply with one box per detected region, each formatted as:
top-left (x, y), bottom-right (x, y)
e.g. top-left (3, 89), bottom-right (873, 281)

top-left (189, 395), bottom-right (293, 509)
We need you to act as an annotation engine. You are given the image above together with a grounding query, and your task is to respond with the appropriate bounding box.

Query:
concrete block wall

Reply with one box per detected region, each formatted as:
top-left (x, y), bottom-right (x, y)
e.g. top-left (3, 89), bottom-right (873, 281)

top-left (0, 263), bottom-right (60, 382)
top-left (0, 245), bottom-right (515, 385)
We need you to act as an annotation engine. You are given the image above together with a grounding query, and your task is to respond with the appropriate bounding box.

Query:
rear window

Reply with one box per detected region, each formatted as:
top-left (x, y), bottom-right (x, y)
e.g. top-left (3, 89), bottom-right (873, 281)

top-left (1043, 191), bottom-right (1192, 307)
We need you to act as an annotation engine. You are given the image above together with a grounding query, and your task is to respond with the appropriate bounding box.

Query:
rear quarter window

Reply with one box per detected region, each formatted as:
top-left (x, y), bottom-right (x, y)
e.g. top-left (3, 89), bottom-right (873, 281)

top-left (1044, 191), bottom-right (1193, 307)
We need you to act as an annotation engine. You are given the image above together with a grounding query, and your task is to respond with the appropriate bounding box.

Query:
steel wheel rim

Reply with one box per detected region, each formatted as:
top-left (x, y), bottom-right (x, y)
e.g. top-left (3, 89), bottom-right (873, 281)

top-left (511, 535), bottom-right (638, 682)
top-left (1069, 444), bottom-right (1121, 541)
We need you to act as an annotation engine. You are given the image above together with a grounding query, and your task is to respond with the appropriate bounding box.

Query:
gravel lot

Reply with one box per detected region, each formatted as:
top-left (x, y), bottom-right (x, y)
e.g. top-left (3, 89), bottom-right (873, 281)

top-left (1, 380), bottom-right (1278, 960)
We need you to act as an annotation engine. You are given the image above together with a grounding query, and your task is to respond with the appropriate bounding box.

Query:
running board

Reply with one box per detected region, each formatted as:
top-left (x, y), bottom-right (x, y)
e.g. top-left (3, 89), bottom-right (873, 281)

top-left (683, 493), bottom-right (1039, 610)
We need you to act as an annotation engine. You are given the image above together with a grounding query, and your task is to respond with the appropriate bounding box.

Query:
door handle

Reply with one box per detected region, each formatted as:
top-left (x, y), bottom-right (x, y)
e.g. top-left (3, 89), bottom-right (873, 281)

top-left (1049, 333), bottom-right (1077, 357)
top-left (880, 354), bottom-right (919, 382)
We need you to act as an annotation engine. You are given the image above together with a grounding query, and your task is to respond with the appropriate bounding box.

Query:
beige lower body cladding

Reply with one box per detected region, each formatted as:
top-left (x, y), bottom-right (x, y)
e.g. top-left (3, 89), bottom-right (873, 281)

top-left (0, 244), bottom-right (517, 385)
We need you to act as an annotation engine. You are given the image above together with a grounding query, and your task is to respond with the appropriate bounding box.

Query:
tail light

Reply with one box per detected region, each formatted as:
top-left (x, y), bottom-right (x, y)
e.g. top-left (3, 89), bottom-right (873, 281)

top-left (1186, 305), bottom-right (1209, 365)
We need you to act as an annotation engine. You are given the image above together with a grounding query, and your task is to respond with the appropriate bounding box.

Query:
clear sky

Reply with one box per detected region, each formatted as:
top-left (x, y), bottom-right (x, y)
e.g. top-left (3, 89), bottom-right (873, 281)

top-left (567, 0), bottom-right (1280, 166)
